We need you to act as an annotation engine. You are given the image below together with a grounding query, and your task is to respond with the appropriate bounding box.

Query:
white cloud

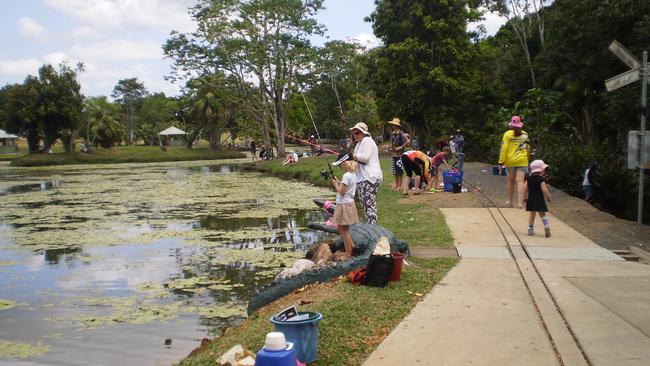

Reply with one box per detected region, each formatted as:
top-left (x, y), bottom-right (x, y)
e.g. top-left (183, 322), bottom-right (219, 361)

top-left (0, 58), bottom-right (42, 77)
top-left (42, 51), bottom-right (72, 66)
top-left (18, 17), bottom-right (48, 42)
top-left (349, 32), bottom-right (382, 49)
top-left (71, 39), bottom-right (163, 62)
top-left (70, 26), bottom-right (101, 39)
top-left (79, 59), bottom-right (180, 97)
top-left (44, 0), bottom-right (196, 33)
top-left (469, 9), bottom-right (508, 36)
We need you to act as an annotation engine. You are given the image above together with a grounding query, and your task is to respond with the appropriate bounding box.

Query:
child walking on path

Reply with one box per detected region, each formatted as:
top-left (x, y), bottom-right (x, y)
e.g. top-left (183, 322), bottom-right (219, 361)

top-left (331, 151), bottom-right (359, 261)
top-left (524, 160), bottom-right (553, 237)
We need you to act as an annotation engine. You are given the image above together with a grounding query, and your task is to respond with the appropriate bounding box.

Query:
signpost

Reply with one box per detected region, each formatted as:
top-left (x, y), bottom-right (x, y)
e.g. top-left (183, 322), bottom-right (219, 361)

top-left (606, 40), bottom-right (647, 225)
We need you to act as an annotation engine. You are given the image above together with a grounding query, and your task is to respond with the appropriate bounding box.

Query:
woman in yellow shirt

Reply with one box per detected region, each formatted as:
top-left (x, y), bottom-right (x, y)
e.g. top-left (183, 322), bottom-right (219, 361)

top-left (498, 116), bottom-right (531, 208)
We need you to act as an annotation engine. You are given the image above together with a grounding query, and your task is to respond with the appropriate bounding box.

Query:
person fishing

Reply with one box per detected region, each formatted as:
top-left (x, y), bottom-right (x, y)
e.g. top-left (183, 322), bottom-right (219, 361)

top-left (330, 151), bottom-right (359, 261)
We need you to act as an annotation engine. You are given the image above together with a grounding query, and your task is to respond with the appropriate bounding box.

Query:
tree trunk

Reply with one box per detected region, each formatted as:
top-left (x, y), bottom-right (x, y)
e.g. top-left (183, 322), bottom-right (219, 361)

top-left (186, 128), bottom-right (203, 149)
top-left (27, 130), bottom-right (39, 153)
top-left (209, 124), bottom-right (219, 151)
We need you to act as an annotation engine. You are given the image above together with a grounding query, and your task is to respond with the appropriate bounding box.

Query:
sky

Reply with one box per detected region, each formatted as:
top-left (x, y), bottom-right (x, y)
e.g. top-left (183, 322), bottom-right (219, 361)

top-left (0, 0), bottom-right (506, 98)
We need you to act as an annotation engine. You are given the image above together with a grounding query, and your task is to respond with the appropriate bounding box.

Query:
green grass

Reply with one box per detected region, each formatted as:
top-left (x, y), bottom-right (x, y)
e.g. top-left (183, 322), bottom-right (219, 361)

top-left (257, 156), bottom-right (453, 247)
top-left (179, 257), bottom-right (457, 366)
top-left (10, 146), bottom-right (245, 167)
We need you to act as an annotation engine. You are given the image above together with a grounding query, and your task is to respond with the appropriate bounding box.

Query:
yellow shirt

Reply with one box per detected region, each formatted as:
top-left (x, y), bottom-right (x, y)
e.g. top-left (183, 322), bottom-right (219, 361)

top-left (498, 130), bottom-right (530, 167)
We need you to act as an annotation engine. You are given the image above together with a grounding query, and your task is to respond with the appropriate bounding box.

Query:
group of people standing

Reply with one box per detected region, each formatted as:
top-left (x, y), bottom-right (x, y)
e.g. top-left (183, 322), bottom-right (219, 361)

top-left (388, 118), bottom-right (455, 195)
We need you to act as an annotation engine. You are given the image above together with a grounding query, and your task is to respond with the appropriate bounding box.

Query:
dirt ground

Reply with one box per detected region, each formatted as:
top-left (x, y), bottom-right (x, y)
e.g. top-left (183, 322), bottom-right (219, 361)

top-left (399, 162), bottom-right (650, 251)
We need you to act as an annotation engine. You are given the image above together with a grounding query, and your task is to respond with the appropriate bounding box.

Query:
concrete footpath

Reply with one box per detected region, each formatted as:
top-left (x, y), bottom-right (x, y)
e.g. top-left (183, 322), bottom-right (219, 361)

top-left (363, 208), bottom-right (650, 366)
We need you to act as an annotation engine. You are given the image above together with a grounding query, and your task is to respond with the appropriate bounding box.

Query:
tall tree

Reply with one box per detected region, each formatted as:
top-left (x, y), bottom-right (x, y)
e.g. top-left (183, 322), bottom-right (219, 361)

top-left (368, 0), bottom-right (484, 147)
top-left (164, 0), bottom-right (324, 157)
top-left (0, 63), bottom-right (83, 153)
top-left (112, 78), bottom-right (148, 145)
top-left (38, 63), bottom-right (85, 153)
top-left (491, 0), bottom-right (550, 87)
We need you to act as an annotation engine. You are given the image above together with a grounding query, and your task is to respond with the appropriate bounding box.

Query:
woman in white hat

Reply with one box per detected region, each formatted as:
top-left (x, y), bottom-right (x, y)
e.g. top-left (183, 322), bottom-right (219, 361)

top-left (350, 122), bottom-right (383, 224)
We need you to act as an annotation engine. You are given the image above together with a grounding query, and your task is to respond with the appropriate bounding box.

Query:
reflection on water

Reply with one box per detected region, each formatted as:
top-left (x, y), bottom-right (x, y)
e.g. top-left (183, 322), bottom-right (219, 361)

top-left (0, 161), bottom-right (332, 365)
top-left (0, 179), bottom-right (61, 196)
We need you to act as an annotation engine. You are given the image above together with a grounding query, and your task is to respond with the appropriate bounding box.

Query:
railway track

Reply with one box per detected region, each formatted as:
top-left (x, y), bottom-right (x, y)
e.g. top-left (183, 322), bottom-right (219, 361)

top-left (462, 177), bottom-right (592, 366)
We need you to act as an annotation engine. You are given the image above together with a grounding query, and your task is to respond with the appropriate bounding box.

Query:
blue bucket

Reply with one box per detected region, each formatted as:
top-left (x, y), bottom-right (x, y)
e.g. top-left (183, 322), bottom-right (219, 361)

top-left (271, 312), bottom-right (323, 364)
top-left (442, 171), bottom-right (463, 192)
top-left (492, 166), bottom-right (508, 176)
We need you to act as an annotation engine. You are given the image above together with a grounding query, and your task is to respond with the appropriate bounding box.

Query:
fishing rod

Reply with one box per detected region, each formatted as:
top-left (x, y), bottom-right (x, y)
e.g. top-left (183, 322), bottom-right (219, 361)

top-left (297, 87), bottom-right (339, 179)
top-left (277, 131), bottom-right (338, 155)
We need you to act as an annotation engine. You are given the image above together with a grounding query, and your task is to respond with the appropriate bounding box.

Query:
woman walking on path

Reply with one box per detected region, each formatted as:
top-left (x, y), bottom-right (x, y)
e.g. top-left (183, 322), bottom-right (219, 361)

top-left (350, 122), bottom-right (383, 225)
top-left (498, 116), bottom-right (531, 208)
top-left (524, 160), bottom-right (553, 237)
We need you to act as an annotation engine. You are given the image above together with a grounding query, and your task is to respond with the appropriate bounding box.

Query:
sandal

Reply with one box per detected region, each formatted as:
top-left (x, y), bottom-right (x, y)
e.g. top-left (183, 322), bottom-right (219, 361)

top-left (402, 191), bottom-right (409, 196)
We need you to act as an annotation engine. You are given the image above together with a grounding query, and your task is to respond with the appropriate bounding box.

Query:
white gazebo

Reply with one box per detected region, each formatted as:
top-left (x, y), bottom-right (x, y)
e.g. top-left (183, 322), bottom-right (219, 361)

top-left (0, 129), bottom-right (19, 154)
top-left (158, 126), bottom-right (186, 149)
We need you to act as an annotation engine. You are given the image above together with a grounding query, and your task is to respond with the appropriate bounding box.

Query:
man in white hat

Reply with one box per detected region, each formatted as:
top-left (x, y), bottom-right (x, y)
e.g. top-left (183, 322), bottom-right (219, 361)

top-left (387, 118), bottom-right (410, 191)
top-left (349, 122), bottom-right (383, 225)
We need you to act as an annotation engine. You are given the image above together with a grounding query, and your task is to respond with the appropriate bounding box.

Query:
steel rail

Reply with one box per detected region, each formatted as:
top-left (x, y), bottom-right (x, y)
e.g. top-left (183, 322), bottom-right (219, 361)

top-left (461, 177), bottom-right (592, 366)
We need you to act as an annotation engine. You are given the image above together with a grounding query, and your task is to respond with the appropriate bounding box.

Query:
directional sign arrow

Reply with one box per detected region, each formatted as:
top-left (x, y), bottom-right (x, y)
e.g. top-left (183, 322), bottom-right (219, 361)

top-left (605, 68), bottom-right (640, 92)
top-left (609, 40), bottom-right (641, 69)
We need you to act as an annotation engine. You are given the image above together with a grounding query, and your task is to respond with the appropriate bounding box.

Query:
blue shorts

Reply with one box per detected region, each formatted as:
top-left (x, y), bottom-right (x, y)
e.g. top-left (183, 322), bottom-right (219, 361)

top-left (392, 157), bottom-right (404, 175)
top-left (510, 166), bottom-right (528, 174)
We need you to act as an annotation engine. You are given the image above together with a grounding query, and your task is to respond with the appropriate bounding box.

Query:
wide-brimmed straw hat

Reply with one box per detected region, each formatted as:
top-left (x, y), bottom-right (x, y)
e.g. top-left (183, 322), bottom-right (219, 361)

top-left (387, 118), bottom-right (401, 128)
top-left (508, 116), bottom-right (524, 129)
top-left (530, 159), bottom-right (548, 174)
top-left (332, 151), bottom-right (353, 166)
top-left (349, 122), bottom-right (370, 136)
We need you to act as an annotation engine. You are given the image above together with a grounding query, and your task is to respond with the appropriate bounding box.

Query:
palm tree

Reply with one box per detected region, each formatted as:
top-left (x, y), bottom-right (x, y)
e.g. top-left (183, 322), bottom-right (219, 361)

top-left (84, 97), bottom-right (124, 148)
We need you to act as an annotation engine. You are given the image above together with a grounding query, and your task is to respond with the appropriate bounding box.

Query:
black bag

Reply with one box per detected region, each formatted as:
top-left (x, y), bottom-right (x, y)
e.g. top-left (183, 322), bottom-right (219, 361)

top-left (364, 254), bottom-right (394, 288)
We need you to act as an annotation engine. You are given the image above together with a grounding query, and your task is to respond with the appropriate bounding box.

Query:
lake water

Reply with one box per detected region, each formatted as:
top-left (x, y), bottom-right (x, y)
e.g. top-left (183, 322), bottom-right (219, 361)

top-left (0, 160), bottom-right (332, 365)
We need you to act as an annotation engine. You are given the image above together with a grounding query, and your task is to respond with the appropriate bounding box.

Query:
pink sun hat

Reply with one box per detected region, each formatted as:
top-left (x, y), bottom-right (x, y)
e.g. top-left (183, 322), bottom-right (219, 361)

top-left (529, 159), bottom-right (549, 174)
top-left (508, 116), bottom-right (524, 129)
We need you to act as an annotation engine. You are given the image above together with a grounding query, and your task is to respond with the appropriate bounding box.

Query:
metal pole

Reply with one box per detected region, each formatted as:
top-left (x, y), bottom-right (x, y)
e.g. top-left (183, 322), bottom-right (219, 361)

top-left (638, 51), bottom-right (647, 226)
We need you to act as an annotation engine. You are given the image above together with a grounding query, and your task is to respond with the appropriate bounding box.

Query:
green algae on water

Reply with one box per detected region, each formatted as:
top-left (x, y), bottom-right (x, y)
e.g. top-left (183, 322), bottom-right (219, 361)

top-left (0, 340), bottom-right (50, 359)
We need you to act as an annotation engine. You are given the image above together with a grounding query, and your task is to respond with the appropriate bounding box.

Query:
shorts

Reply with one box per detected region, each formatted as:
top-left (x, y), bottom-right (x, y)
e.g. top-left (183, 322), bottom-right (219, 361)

top-left (332, 202), bottom-right (359, 226)
top-left (509, 166), bottom-right (529, 174)
top-left (430, 165), bottom-right (438, 177)
top-left (401, 156), bottom-right (423, 178)
top-left (391, 157), bottom-right (403, 175)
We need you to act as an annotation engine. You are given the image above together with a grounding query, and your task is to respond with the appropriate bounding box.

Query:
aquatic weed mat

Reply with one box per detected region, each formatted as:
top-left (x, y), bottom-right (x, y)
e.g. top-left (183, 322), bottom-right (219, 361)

top-left (0, 160), bottom-right (331, 251)
top-left (178, 257), bottom-right (458, 366)
top-left (0, 160), bottom-right (335, 363)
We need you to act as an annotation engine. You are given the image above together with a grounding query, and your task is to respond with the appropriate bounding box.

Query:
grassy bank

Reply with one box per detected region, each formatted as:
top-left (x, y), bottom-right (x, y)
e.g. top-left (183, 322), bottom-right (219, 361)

top-left (10, 146), bottom-right (246, 167)
top-left (180, 257), bottom-right (457, 366)
top-left (256, 156), bottom-right (453, 247)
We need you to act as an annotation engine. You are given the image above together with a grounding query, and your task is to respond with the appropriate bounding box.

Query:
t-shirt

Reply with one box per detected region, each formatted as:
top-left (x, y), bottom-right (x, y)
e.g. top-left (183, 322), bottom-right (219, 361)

top-left (391, 131), bottom-right (407, 157)
top-left (336, 171), bottom-right (357, 204)
top-left (498, 130), bottom-right (530, 167)
top-left (431, 152), bottom-right (447, 168)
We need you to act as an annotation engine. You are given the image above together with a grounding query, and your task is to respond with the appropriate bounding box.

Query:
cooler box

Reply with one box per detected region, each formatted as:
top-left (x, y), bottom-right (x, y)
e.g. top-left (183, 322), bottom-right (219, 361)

top-left (442, 171), bottom-right (463, 192)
